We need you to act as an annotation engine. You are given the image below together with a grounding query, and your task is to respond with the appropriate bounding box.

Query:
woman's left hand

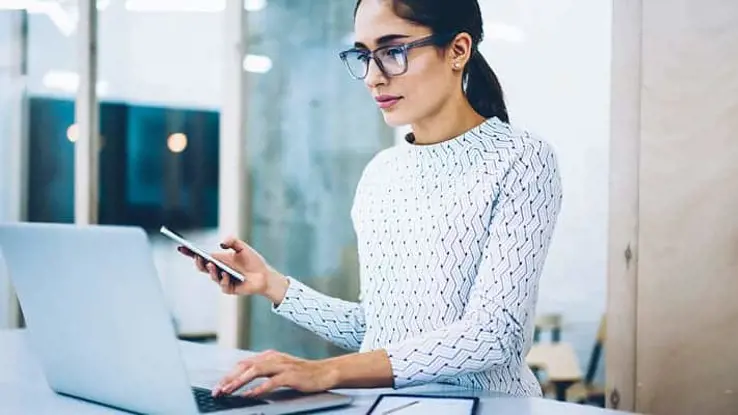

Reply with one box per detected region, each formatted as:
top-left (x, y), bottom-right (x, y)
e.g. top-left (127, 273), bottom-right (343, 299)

top-left (212, 350), bottom-right (339, 397)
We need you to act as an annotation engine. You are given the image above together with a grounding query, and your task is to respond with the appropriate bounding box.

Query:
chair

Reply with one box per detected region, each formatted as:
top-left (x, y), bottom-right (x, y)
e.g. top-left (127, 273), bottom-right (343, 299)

top-left (533, 313), bottom-right (562, 343)
top-left (528, 341), bottom-right (583, 401)
top-left (565, 316), bottom-right (607, 406)
top-left (529, 313), bottom-right (585, 401)
top-left (531, 313), bottom-right (562, 383)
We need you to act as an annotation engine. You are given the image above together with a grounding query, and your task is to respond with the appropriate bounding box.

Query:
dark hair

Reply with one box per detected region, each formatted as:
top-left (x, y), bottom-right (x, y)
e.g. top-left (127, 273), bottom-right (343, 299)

top-left (354, 0), bottom-right (509, 123)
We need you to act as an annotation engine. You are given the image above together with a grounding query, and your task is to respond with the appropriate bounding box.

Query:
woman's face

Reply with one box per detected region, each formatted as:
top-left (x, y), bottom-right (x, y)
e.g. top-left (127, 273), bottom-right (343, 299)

top-left (353, 1), bottom-right (460, 127)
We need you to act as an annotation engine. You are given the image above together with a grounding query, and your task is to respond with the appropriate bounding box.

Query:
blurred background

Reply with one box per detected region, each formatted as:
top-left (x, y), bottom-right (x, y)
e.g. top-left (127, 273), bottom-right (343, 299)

top-left (0, 0), bottom-right (611, 407)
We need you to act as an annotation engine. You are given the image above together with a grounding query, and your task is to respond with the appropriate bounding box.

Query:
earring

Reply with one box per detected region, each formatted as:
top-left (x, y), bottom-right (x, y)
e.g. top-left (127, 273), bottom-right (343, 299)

top-left (453, 61), bottom-right (461, 70)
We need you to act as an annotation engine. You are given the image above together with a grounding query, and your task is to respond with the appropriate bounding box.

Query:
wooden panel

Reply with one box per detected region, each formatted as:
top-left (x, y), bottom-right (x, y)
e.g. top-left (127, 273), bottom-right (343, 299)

top-left (637, 0), bottom-right (738, 413)
top-left (606, 0), bottom-right (642, 411)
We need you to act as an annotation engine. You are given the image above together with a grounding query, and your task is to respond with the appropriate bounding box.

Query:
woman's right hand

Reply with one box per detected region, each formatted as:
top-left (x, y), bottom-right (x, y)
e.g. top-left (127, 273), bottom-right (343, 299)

top-left (177, 237), bottom-right (289, 305)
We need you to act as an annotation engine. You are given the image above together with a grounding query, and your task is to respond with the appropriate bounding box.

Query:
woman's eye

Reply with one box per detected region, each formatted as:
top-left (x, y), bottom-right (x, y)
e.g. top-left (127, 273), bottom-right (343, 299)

top-left (386, 47), bottom-right (404, 57)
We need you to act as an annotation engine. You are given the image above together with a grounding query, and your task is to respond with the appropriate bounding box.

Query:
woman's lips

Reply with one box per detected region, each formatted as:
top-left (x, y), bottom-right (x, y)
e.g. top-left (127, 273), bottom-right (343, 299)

top-left (375, 95), bottom-right (402, 109)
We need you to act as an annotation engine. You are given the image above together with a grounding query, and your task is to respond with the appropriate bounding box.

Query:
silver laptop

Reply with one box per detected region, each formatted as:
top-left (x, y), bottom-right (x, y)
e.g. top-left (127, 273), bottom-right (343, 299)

top-left (0, 222), bottom-right (353, 414)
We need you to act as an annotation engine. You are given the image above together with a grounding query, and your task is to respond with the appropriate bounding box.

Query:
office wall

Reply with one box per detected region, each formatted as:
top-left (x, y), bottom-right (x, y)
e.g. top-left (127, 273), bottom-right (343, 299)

top-left (608, 0), bottom-right (738, 413)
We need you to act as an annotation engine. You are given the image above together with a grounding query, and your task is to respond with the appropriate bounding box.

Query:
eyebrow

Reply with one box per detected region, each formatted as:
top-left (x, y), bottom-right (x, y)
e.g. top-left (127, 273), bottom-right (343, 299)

top-left (354, 34), bottom-right (411, 49)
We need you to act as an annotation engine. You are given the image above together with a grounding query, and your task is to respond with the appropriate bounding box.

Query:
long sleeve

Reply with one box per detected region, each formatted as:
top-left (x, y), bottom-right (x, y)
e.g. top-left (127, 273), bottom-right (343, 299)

top-left (272, 277), bottom-right (366, 351)
top-left (383, 140), bottom-right (563, 388)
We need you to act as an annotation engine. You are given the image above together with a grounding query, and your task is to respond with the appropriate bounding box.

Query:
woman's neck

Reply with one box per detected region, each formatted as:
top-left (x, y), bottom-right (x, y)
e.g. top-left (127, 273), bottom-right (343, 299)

top-left (410, 95), bottom-right (486, 145)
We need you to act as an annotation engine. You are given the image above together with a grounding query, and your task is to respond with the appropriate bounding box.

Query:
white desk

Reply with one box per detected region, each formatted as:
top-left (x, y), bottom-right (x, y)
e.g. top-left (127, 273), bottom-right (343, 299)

top-left (0, 330), bottom-right (631, 414)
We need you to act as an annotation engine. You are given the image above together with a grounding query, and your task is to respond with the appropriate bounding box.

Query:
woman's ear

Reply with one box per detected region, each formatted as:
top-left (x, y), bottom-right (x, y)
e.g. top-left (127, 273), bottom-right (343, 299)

top-left (449, 32), bottom-right (474, 70)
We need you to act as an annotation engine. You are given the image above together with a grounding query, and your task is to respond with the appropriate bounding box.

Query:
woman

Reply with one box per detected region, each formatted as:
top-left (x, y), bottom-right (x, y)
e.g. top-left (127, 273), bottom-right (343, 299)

top-left (181, 0), bottom-right (562, 399)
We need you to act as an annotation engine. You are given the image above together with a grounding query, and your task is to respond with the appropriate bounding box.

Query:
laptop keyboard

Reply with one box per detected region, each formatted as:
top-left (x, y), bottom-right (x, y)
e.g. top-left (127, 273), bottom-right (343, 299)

top-left (192, 387), bottom-right (268, 413)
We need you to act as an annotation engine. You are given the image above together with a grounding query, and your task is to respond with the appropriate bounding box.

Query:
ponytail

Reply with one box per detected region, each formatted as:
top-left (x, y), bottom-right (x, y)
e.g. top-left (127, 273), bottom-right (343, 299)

top-left (465, 50), bottom-right (509, 123)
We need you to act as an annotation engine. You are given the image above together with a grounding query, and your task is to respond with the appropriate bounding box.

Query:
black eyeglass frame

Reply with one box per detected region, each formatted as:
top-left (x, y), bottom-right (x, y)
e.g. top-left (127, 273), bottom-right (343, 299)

top-left (338, 32), bottom-right (457, 80)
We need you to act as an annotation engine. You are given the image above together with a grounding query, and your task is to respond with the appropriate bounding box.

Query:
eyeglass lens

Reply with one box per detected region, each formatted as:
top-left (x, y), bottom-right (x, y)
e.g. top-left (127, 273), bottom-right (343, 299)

top-left (342, 46), bottom-right (408, 79)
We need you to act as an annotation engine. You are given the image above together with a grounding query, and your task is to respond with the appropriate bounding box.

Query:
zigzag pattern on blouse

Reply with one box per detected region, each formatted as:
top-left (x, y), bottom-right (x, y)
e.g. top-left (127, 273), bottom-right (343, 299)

top-left (273, 117), bottom-right (562, 397)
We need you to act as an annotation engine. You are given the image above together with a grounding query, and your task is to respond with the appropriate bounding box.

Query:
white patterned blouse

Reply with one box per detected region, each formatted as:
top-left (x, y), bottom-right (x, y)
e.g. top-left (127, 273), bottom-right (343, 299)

top-left (273, 117), bottom-right (563, 397)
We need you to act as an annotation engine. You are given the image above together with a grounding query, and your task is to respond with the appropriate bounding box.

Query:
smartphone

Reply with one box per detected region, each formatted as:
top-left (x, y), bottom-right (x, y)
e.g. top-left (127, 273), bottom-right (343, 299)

top-left (160, 226), bottom-right (245, 283)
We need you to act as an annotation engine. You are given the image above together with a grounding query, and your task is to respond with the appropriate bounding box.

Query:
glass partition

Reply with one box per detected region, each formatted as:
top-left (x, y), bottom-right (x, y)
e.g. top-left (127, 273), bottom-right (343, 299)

top-left (243, 0), bottom-right (394, 358)
top-left (23, 0), bottom-right (79, 223)
top-left (94, 2), bottom-right (226, 338)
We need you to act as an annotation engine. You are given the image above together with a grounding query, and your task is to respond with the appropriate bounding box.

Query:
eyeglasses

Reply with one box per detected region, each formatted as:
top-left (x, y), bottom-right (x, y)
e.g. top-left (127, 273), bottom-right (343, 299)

top-left (338, 33), bottom-right (452, 80)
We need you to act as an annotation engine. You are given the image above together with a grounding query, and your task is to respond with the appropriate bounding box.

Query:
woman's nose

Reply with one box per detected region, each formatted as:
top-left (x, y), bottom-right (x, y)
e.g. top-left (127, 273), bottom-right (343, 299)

top-left (364, 58), bottom-right (387, 89)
